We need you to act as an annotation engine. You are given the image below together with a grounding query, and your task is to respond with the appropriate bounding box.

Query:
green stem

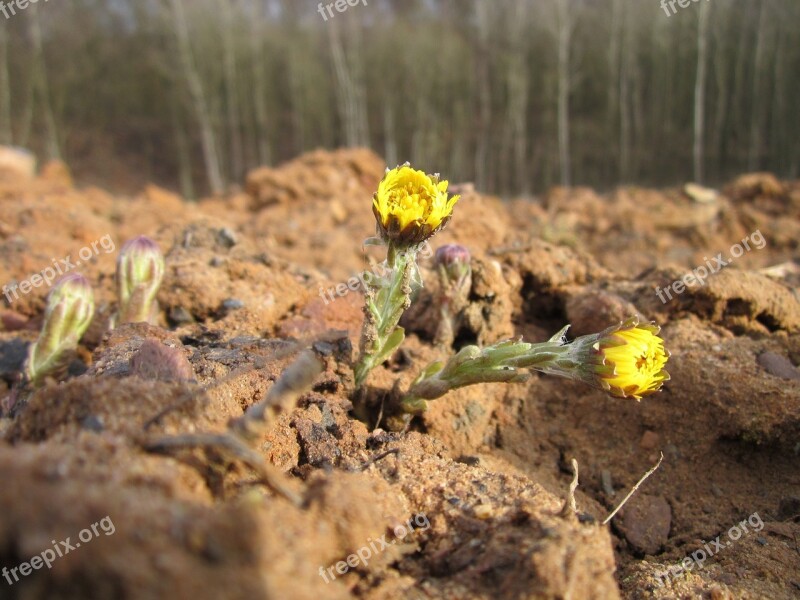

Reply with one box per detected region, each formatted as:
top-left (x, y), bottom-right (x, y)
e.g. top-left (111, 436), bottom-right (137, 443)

top-left (354, 244), bottom-right (416, 387)
top-left (400, 327), bottom-right (580, 414)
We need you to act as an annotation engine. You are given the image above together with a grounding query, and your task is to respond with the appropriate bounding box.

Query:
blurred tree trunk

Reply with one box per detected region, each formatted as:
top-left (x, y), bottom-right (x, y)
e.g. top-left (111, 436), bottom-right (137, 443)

top-left (383, 101), bottom-right (397, 168)
top-left (218, 0), bottom-right (244, 181)
top-left (473, 0), bottom-right (491, 192)
top-left (249, 0), bottom-right (270, 166)
top-left (170, 90), bottom-right (195, 200)
top-left (607, 0), bottom-right (622, 181)
top-left (693, 0), bottom-right (710, 182)
top-left (748, 2), bottom-right (768, 171)
top-left (0, 22), bottom-right (11, 145)
top-left (502, 0), bottom-right (529, 194)
top-left (618, 4), bottom-right (632, 182)
top-left (29, 5), bottom-right (61, 160)
top-left (328, 19), bottom-right (368, 147)
top-left (711, 10), bottom-right (731, 177)
top-left (169, 0), bottom-right (225, 194)
top-left (556, 0), bottom-right (572, 186)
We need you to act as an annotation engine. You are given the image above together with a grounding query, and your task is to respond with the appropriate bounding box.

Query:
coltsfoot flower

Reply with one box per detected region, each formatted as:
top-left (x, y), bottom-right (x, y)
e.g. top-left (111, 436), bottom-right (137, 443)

top-left (590, 319), bottom-right (670, 399)
top-left (26, 273), bottom-right (95, 385)
top-left (116, 235), bottom-right (165, 325)
top-left (401, 316), bottom-right (670, 414)
top-left (372, 163), bottom-right (460, 247)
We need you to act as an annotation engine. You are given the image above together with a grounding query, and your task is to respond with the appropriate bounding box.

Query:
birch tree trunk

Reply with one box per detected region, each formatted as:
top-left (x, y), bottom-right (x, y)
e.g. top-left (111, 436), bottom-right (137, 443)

top-left (169, 0), bottom-right (225, 194)
top-left (607, 0), bottom-right (622, 180)
top-left (249, 0), bottom-right (270, 166)
top-left (473, 0), bottom-right (491, 192)
top-left (0, 22), bottom-right (11, 145)
top-left (619, 4), bottom-right (632, 182)
top-left (748, 2), bottom-right (768, 171)
top-left (218, 0), bottom-right (244, 180)
top-left (29, 5), bottom-right (61, 160)
top-left (328, 20), bottom-right (368, 147)
top-left (693, 0), bottom-right (710, 183)
top-left (556, 0), bottom-right (572, 187)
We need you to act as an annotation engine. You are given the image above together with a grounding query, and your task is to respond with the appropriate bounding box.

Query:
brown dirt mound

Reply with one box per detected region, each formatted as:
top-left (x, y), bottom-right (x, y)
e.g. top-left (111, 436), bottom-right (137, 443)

top-left (1, 149), bottom-right (798, 599)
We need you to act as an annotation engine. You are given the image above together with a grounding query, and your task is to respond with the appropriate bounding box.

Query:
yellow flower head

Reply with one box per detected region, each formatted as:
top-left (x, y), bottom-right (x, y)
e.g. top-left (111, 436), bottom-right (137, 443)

top-left (593, 319), bottom-right (670, 400)
top-left (372, 163), bottom-right (460, 246)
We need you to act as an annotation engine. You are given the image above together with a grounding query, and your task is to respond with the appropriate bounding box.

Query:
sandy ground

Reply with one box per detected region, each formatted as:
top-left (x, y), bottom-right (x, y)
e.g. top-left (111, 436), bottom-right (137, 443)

top-left (0, 149), bottom-right (798, 599)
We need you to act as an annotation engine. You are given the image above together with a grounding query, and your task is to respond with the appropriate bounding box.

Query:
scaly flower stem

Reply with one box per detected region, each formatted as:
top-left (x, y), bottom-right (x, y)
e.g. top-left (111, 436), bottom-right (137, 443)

top-left (400, 329), bottom-right (575, 414)
top-left (401, 317), bottom-right (671, 414)
top-left (354, 244), bottom-right (416, 387)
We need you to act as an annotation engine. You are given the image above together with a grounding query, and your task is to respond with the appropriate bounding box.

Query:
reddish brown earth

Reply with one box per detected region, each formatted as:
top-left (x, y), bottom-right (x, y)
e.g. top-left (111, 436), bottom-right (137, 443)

top-left (0, 149), bottom-right (798, 599)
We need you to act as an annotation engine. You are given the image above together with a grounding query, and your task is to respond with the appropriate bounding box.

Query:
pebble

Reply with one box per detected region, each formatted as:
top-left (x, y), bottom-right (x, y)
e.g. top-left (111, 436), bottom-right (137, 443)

top-left (222, 298), bottom-right (244, 311)
top-left (81, 415), bottom-right (104, 432)
top-left (168, 306), bottom-right (194, 325)
top-left (216, 227), bottom-right (237, 248)
top-left (601, 470), bottom-right (615, 497)
top-left (639, 430), bottom-right (660, 450)
top-left (757, 352), bottom-right (800, 380)
top-left (617, 494), bottom-right (671, 555)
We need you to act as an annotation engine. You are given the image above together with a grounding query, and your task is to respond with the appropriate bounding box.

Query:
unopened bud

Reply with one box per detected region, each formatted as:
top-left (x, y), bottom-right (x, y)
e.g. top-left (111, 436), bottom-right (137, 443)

top-left (116, 236), bottom-right (165, 325)
top-left (435, 244), bottom-right (471, 277)
top-left (433, 244), bottom-right (472, 348)
top-left (26, 273), bottom-right (95, 385)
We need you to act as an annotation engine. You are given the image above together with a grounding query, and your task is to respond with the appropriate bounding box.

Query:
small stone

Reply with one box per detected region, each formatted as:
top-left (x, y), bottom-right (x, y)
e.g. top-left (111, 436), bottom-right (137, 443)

top-left (222, 298), bottom-right (244, 311)
top-left (294, 417), bottom-right (340, 468)
top-left (473, 504), bottom-right (494, 519)
top-left (776, 496), bottom-right (800, 520)
top-left (684, 182), bottom-right (719, 204)
top-left (81, 415), bottom-right (104, 432)
top-left (216, 228), bottom-right (237, 248)
top-left (757, 352), bottom-right (800, 380)
top-left (710, 585), bottom-right (732, 600)
top-left (209, 256), bottom-right (224, 267)
top-left (639, 430), bottom-right (660, 450)
top-left (756, 537), bottom-right (767, 546)
top-left (129, 339), bottom-right (195, 382)
top-left (711, 484), bottom-right (724, 498)
top-left (616, 494), bottom-right (671, 555)
top-left (601, 470), bottom-right (615, 497)
top-left (0, 310), bottom-right (29, 332)
top-left (168, 306), bottom-right (194, 325)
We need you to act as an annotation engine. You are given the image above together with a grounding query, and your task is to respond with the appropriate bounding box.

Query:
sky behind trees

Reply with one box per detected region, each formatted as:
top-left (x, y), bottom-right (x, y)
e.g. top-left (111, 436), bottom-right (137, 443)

top-left (1, 0), bottom-right (797, 197)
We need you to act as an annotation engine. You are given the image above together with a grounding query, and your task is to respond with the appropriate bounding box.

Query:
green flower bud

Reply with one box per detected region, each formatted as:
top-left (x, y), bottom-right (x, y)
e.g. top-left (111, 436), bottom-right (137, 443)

top-left (116, 236), bottom-right (165, 325)
top-left (26, 273), bottom-right (95, 385)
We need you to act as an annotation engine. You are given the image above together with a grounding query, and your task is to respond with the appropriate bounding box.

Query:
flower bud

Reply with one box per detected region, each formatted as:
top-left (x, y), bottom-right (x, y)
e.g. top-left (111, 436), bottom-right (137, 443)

top-left (116, 236), bottom-right (165, 325)
top-left (433, 244), bottom-right (472, 348)
top-left (435, 244), bottom-right (471, 287)
top-left (26, 273), bottom-right (95, 384)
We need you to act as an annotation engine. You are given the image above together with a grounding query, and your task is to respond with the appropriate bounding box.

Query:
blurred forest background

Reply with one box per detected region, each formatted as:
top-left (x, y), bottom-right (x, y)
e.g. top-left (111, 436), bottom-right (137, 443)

top-left (0, 0), bottom-right (797, 197)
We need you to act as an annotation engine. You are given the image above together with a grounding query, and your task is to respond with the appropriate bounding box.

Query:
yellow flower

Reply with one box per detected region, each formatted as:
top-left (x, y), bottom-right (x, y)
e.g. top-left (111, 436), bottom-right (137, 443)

top-left (372, 164), bottom-right (460, 246)
top-left (595, 321), bottom-right (670, 400)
